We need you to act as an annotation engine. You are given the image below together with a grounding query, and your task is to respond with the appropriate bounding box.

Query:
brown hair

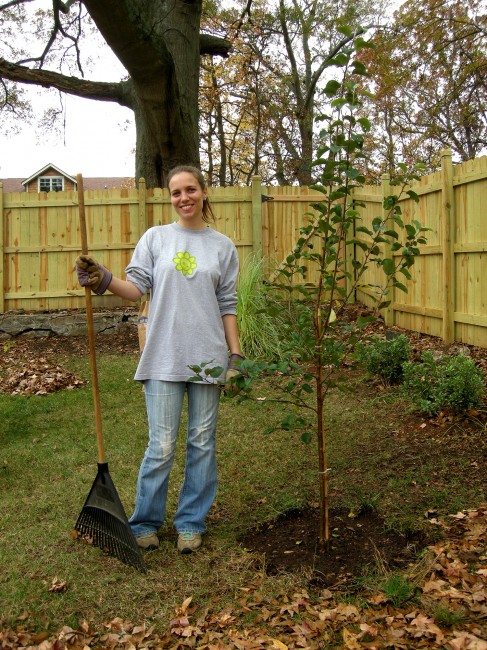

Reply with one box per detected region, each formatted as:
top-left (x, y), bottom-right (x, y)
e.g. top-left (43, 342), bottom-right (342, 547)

top-left (167, 165), bottom-right (215, 224)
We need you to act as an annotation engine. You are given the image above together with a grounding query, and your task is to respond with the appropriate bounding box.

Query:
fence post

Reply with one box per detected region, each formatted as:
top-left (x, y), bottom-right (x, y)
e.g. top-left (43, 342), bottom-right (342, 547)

top-left (441, 149), bottom-right (455, 343)
top-left (0, 181), bottom-right (4, 313)
top-left (138, 177), bottom-right (148, 236)
top-left (345, 188), bottom-right (355, 303)
top-left (381, 173), bottom-right (394, 327)
top-left (251, 175), bottom-right (263, 258)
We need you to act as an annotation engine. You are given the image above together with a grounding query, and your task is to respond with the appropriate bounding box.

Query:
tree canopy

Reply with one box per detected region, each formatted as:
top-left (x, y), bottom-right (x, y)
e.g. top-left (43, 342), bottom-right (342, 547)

top-left (200, 0), bottom-right (386, 185)
top-left (359, 0), bottom-right (487, 177)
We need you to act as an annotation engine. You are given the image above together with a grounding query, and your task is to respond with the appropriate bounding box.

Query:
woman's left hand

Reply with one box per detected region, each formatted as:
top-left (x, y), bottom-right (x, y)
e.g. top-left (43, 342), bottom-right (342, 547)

top-left (225, 353), bottom-right (245, 396)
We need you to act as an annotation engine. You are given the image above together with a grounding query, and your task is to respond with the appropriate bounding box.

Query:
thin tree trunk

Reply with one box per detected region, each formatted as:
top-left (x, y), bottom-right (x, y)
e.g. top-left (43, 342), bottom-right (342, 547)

top-left (316, 363), bottom-right (329, 551)
top-left (315, 302), bottom-right (329, 551)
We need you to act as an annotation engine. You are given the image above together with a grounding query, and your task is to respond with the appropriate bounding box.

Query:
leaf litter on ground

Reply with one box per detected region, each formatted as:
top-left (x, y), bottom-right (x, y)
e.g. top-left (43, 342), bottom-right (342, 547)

top-left (1, 505), bottom-right (485, 649)
top-left (0, 342), bottom-right (87, 395)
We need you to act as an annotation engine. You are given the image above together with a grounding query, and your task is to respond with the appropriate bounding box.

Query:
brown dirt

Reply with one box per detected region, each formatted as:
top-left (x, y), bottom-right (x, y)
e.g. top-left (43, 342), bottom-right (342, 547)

top-left (1, 308), bottom-right (486, 590)
top-left (238, 505), bottom-right (428, 589)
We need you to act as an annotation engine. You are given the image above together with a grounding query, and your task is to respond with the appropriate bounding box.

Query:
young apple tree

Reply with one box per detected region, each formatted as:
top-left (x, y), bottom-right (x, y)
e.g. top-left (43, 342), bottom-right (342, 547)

top-left (192, 27), bottom-right (429, 551)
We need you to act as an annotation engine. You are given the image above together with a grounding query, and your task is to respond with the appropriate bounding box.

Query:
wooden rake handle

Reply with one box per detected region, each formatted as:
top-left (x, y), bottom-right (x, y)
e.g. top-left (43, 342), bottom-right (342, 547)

top-left (77, 173), bottom-right (105, 464)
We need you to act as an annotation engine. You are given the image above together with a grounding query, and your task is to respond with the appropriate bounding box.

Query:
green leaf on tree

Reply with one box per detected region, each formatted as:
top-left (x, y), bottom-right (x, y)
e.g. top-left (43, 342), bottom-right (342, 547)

top-left (382, 258), bottom-right (396, 275)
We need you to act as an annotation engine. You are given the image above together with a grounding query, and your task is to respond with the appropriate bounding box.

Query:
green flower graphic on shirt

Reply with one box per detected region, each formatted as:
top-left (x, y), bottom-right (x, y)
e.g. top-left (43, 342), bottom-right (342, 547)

top-left (173, 251), bottom-right (197, 276)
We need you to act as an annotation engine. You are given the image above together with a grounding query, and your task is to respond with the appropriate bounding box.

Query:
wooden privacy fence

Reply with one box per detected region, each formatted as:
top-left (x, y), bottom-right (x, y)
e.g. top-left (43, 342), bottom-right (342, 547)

top-left (1, 149), bottom-right (486, 348)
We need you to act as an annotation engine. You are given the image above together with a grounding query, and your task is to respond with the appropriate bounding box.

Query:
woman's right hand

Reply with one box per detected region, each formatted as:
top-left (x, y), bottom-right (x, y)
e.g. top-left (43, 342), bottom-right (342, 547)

top-left (75, 254), bottom-right (113, 295)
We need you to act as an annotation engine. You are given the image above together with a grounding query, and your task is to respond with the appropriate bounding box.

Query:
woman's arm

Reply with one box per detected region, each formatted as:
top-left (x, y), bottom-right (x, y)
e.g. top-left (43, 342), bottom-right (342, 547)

top-left (76, 254), bottom-right (144, 301)
top-left (222, 314), bottom-right (243, 356)
top-left (108, 276), bottom-right (144, 301)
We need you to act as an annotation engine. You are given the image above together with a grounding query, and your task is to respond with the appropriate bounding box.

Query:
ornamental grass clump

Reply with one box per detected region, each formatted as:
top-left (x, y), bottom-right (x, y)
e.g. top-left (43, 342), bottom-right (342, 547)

top-left (401, 352), bottom-right (485, 416)
top-left (237, 255), bottom-right (285, 361)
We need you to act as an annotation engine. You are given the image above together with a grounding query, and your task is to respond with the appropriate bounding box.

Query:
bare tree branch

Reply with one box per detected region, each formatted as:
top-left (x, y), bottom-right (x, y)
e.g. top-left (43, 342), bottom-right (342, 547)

top-left (0, 57), bottom-right (132, 106)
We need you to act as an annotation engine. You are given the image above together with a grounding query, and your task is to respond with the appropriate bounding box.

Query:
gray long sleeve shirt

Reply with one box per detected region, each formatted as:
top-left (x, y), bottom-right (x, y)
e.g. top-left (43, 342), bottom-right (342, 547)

top-left (125, 222), bottom-right (238, 382)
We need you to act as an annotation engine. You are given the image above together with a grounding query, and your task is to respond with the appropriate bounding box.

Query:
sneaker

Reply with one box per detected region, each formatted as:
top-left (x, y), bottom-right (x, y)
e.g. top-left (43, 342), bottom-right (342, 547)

top-left (136, 532), bottom-right (159, 550)
top-left (177, 533), bottom-right (202, 554)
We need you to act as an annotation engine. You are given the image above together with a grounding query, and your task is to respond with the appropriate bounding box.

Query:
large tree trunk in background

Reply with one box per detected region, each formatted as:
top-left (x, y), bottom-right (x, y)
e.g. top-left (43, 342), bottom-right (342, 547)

top-left (83, 0), bottom-right (202, 188)
top-left (131, 75), bottom-right (200, 189)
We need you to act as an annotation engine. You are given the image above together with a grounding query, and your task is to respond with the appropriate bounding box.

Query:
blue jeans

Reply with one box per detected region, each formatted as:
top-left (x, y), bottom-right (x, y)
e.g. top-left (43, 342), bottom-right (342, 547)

top-left (129, 380), bottom-right (220, 537)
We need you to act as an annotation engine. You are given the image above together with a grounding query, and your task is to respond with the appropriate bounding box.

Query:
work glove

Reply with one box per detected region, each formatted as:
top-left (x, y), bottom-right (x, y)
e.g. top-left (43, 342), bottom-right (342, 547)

top-left (224, 353), bottom-right (245, 396)
top-left (75, 254), bottom-right (113, 295)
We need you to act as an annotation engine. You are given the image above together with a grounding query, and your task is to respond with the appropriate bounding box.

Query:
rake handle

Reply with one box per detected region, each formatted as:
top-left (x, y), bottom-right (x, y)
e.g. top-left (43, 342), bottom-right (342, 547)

top-left (77, 173), bottom-right (105, 464)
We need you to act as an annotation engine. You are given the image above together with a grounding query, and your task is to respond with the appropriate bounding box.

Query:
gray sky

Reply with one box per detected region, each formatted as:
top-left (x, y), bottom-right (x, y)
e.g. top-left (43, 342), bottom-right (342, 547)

top-left (0, 94), bottom-right (135, 178)
top-left (0, 4), bottom-right (136, 180)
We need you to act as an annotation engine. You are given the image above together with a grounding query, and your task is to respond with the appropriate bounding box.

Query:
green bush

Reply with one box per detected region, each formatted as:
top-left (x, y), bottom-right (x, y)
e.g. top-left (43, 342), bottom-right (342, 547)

top-left (355, 334), bottom-right (412, 385)
top-left (402, 351), bottom-right (485, 416)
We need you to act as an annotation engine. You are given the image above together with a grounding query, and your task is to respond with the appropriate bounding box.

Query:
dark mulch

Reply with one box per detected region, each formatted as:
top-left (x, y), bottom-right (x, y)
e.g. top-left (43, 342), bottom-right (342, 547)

top-left (238, 506), bottom-right (427, 589)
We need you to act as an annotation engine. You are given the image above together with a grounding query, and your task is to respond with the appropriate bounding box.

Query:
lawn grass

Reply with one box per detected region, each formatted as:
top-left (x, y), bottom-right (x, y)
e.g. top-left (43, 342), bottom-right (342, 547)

top-left (0, 351), bottom-right (485, 635)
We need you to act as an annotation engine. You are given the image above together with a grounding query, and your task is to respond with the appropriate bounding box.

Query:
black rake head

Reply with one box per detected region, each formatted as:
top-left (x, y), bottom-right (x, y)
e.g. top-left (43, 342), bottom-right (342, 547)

top-left (75, 507), bottom-right (147, 573)
top-left (74, 463), bottom-right (147, 573)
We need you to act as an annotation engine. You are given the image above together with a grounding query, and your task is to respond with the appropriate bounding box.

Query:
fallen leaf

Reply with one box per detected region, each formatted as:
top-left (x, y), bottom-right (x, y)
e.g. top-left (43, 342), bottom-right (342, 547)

top-left (48, 577), bottom-right (67, 593)
top-left (342, 627), bottom-right (361, 649)
top-left (270, 639), bottom-right (288, 649)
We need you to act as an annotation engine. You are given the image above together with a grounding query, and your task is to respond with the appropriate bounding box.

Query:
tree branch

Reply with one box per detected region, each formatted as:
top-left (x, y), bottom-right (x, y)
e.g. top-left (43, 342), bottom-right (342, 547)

top-left (0, 58), bottom-right (132, 107)
top-left (230, 0), bottom-right (253, 39)
top-left (0, 0), bottom-right (35, 9)
top-left (200, 34), bottom-right (232, 57)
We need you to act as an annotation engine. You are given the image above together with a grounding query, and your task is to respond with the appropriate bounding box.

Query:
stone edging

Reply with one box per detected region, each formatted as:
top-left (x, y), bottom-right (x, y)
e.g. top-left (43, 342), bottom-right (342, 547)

top-left (0, 311), bottom-right (138, 339)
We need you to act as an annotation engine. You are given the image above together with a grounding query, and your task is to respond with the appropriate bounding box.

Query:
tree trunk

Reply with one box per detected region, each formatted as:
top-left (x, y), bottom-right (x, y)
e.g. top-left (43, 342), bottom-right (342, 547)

top-left (296, 112), bottom-right (314, 186)
top-left (316, 355), bottom-right (329, 552)
top-left (131, 76), bottom-right (200, 189)
top-left (83, 0), bottom-right (203, 188)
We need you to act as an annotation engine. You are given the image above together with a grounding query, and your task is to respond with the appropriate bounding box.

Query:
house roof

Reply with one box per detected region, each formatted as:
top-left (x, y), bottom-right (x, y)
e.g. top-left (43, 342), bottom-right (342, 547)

top-left (1, 178), bottom-right (24, 192)
top-left (1, 164), bottom-right (135, 193)
top-left (21, 163), bottom-right (78, 187)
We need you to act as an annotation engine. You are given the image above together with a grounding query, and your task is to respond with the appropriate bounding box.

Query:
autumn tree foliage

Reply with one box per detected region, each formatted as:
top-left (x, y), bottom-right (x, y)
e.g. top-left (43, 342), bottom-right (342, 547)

top-left (200, 0), bottom-right (386, 186)
top-left (358, 0), bottom-right (487, 179)
top-left (199, 30), bottom-right (274, 186)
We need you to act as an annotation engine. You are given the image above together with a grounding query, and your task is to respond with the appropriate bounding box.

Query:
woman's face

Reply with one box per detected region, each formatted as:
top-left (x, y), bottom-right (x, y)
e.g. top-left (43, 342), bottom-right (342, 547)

top-left (168, 172), bottom-right (207, 229)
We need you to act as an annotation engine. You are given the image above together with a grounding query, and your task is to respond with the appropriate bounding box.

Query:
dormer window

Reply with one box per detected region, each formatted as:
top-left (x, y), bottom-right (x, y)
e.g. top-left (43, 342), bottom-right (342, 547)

top-left (39, 176), bottom-right (64, 192)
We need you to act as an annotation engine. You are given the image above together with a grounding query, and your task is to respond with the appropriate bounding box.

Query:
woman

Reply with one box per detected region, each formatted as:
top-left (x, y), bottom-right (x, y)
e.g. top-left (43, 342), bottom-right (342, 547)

top-left (76, 165), bottom-right (243, 554)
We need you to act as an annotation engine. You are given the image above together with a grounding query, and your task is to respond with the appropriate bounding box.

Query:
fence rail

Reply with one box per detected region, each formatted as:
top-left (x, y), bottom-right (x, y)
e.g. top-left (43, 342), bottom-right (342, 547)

top-left (1, 150), bottom-right (487, 348)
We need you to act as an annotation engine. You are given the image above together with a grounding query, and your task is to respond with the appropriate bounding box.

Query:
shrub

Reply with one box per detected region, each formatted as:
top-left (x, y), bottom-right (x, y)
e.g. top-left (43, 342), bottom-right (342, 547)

top-left (402, 351), bottom-right (485, 416)
top-left (355, 334), bottom-right (412, 385)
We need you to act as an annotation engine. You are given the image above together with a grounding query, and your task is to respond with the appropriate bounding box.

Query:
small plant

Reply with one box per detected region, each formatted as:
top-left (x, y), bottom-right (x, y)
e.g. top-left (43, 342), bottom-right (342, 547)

top-left (348, 486), bottom-right (381, 515)
top-left (438, 355), bottom-right (486, 414)
top-left (433, 605), bottom-right (466, 627)
top-left (2, 340), bottom-right (15, 353)
top-left (355, 334), bottom-right (412, 385)
top-left (237, 255), bottom-right (285, 361)
top-left (402, 352), bottom-right (485, 416)
top-left (382, 574), bottom-right (415, 607)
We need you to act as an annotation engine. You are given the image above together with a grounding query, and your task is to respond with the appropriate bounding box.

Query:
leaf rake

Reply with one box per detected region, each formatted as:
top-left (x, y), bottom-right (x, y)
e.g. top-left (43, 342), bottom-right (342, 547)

top-left (73, 173), bottom-right (147, 573)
